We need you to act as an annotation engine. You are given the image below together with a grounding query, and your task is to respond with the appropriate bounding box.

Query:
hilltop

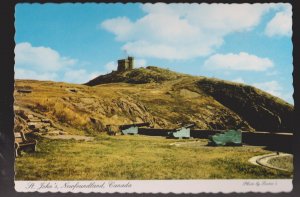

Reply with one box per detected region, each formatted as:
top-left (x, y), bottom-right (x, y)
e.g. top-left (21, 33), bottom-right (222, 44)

top-left (14, 66), bottom-right (293, 137)
top-left (85, 66), bottom-right (189, 85)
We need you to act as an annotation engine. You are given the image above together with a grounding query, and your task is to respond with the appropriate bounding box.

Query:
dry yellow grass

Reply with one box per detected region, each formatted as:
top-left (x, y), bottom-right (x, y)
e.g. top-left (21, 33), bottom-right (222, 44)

top-left (15, 135), bottom-right (292, 180)
top-left (14, 74), bottom-right (293, 180)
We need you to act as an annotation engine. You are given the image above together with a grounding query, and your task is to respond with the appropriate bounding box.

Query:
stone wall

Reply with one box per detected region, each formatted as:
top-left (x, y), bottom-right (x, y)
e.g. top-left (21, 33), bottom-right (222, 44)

top-left (117, 57), bottom-right (134, 72)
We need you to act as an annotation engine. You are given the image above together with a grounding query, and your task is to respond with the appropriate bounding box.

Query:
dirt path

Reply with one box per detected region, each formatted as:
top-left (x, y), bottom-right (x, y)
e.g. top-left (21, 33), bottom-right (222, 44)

top-left (43, 134), bottom-right (94, 141)
top-left (170, 140), bottom-right (204, 147)
top-left (248, 153), bottom-right (292, 172)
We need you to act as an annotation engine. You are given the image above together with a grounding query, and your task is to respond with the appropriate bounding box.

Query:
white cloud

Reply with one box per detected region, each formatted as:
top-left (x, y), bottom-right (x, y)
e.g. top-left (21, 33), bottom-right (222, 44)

top-left (231, 77), bottom-right (245, 84)
top-left (15, 42), bottom-right (101, 84)
top-left (265, 4), bottom-right (292, 37)
top-left (253, 81), bottom-right (283, 97)
top-left (15, 42), bottom-right (77, 71)
top-left (101, 17), bottom-right (134, 41)
top-left (101, 3), bottom-right (279, 60)
top-left (203, 52), bottom-right (274, 71)
top-left (63, 69), bottom-right (102, 84)
top-left (134, 59), bottom-right (147, 68)
top-left (252, 80), bottom-right (293, 103)
top-left (15, 68), bottom-right (58, 81)
top-left (105, 61), bottom-right (118, 72)
top-left (225, 77), bottom-right (292, 103)
top-left (281, 92), bottom-right (294, 104)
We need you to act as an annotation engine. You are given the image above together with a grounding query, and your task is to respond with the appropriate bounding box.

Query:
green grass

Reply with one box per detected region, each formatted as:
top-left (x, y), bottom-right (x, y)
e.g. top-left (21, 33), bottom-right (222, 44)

top-left (268, 155), bottom-right (293, 172)
top-left (15, 135), bottom-right (292, 180)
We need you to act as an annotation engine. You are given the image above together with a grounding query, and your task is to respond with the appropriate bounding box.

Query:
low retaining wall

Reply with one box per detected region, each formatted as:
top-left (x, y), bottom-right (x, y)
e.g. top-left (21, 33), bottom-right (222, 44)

top-left (242, 131), bottom-right (293, 153)
top-left (190, 129), bottom-right (223, 138)
top-left (137, 128), bottom-right (293, 153)
top-left (138, 128), bottom-right (224, 138)
top-left (138, 128), bottom-right (171, 136)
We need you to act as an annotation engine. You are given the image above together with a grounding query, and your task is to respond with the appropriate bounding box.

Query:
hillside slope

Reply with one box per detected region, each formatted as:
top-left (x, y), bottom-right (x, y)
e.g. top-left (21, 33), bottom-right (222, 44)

top-left (85, 66), bottom-right (188, 85)
top-left (15, 67), bottom-right (293, 136)
top-left (197, 79), bottom-right (293, 132)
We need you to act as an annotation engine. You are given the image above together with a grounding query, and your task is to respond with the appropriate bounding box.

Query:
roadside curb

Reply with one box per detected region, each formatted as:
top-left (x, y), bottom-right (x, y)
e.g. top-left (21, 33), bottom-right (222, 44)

top-left (249, 153), bottom-right (293, 172)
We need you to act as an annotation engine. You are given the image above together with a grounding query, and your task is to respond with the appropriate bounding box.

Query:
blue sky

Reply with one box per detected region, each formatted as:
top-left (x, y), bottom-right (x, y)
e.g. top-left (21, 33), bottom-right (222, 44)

top-left (15, 3), bottom-right (293, 104)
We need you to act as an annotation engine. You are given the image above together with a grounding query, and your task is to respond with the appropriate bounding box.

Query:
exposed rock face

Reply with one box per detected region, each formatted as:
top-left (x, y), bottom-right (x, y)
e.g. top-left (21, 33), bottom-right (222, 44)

top-left (197, 79), bottom-right (293, 132)
top-left (14, 109), bottom-right (65, 136)
top-left (14, 67), bottom-right (294, 135)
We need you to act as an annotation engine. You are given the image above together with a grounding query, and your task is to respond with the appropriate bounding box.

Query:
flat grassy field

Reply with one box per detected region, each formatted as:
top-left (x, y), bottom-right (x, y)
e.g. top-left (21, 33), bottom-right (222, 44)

top-left (15, 135), bottom-right (292, 180)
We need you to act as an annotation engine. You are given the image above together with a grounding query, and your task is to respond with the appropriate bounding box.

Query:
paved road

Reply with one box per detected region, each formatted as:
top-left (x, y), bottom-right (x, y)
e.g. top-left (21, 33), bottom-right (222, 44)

top-left (248, 152), bottom-right (292, 172)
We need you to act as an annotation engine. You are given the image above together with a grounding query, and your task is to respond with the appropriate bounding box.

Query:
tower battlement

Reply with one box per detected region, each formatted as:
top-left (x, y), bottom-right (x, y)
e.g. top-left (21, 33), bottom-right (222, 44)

top-left (117, 56), bottom-right (134, 72)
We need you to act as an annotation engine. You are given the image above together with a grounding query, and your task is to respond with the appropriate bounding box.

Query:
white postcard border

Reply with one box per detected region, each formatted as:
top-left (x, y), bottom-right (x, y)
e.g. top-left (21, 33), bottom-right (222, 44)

top-left (15, 179), bottom-right (293, 193)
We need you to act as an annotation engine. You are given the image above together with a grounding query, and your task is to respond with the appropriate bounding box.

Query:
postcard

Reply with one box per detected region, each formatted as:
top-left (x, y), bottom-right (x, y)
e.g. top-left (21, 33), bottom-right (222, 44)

top-left (9, 1), bottom-right (296, 194)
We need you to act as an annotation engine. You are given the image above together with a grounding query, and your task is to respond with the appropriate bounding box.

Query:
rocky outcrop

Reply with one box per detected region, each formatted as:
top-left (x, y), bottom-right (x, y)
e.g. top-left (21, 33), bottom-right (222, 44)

top-left (14, 109), bottom-right (66, 136)
top-left (197, 79), bottom-right (293, 132)
top-left (14, 67), bottom-right (294, 135)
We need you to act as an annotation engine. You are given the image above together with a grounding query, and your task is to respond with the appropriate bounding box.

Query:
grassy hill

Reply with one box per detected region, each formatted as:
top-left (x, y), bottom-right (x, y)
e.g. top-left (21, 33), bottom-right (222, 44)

top-left (14, 66), bottom-right (294, 180)
top-left (15, 66), bottom-right (293, 136)
top-left (85, 66), bottom-right (188, 85)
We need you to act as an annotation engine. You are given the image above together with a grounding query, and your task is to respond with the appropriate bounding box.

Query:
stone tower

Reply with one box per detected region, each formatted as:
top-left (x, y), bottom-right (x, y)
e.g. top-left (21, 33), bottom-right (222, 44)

top-left (117, 56), bottom-right (134, 72)
top-left (128, 56), bottom-right (134, 70)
